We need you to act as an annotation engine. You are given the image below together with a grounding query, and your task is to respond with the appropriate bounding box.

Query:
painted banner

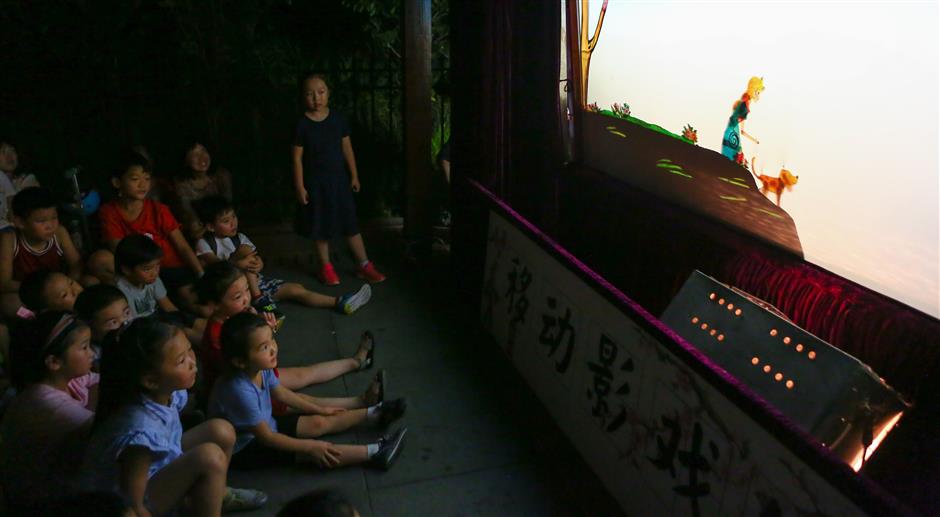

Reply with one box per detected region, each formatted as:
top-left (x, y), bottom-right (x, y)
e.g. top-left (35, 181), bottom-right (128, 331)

top-left (481, 209), bottom-right (872, 516)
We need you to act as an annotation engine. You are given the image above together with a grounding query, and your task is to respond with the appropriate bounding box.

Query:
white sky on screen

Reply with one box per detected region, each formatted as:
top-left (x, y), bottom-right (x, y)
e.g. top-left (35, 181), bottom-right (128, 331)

top-left (584, 0), bottom-right (940, 317)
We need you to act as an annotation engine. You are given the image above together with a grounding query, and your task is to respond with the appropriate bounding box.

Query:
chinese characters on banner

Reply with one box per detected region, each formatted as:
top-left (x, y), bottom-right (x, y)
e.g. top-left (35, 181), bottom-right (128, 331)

top-left (481, 210), bottom-right (864, 516)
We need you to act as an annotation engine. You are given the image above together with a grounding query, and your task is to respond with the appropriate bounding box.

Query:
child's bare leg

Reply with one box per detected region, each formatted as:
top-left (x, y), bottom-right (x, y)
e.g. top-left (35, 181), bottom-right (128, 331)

top-left (246, 271), bottom-right (262, 299)
top-left (346, 233), bottom-right (368, 264)
top-left (297, 409), bottom-right (368, 437)
top-left (273, 282), bottom-right (336, 308)
top-left (146, 443), bottom-right (228, 517)
top-left (293, 390), bottom-right (369, 410)
top-left (277, 335), bottom-right (371, 389)
top-left (277, 361), bottom-right (358, 389)
top-left (296, 443), bottom-right (370, 468)
top-left (315, 240), bottom-right (330, 266)
top-left (182, 418), bottom-right (236, 460)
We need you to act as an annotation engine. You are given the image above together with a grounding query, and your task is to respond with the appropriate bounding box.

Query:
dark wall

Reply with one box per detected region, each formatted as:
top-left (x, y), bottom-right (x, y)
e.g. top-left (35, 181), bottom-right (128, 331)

top-left (1, 0), bottom-right (449, 222)
top-left (450, 0), bottom-right (563, 304)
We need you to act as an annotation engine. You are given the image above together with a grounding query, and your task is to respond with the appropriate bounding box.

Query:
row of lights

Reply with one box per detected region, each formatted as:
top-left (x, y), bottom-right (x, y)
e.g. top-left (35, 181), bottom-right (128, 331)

top-left (751, 356), bottom-right (795, 389)
top-left (690, 316), bottom-right (725, 341)
top-left (700, 293), bottom-right (811, 390)
top-left (708, 292), bottom-right (743, 317)
top-left (769, 329), bottom-right (817, 360)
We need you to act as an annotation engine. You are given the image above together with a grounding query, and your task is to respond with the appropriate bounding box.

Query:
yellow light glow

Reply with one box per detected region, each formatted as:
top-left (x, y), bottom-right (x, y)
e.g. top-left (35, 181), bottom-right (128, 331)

top-left (770, 329), bottom-right (778, 336)
top-left (701, 323), bottom-right (708, 330)
top-left (786, 380), bottom-right (794, 389)
top-left (850, 412), bottom-right (904, 472)
top-left (735, 309), bottom-right (742, 316)
top-left (751, 357), bottom-right (760, 365)
top-left (796, 344), bottom-right (804, 352)
top-left (718, 298), bottom-right (725, 305)
top-left (808, 351), bottom-right (817, 360)
top-left (692, 316), bottom-right (699, 324)
top-left (727, 303), bottom-right (735, 310)
top-left (710, 329), bottom-right (717, 336)
top-left (763, 365), bottom-right (772, 373)
top-left (783, 337), bottom-right (791, 344)
top-left (717, 334), bottom-right (725, 341)
top-left (774, 373), bottom-right (783, 381)
top-left (709, 293), bottom-right (716, 300)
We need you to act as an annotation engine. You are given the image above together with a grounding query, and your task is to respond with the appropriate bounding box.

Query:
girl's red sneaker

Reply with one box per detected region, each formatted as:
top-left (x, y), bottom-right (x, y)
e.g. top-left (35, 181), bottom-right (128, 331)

top-left (356, 261), bottom-right (386, 284)
top-left (318, 263), bottom-right (341, 285)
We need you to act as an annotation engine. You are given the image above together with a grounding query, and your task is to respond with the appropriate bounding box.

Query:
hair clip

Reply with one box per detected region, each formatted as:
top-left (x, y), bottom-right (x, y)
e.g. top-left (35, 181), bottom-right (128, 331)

top-left (43, 314), bottom-right (78, 351)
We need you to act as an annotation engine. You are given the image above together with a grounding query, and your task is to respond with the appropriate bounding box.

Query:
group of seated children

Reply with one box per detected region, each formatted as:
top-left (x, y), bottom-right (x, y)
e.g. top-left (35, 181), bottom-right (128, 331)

top-left (0, 147), bottom-right (405, 516)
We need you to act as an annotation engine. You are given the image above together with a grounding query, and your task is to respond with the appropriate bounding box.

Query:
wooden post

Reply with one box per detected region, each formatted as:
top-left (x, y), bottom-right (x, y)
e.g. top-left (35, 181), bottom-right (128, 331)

top-left (403, 0), bottom-right (433, 258)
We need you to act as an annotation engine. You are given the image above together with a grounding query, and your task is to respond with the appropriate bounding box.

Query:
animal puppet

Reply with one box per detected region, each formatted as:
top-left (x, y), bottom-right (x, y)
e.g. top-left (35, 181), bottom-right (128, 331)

top-left (750, 157), bottom-right (798, 207)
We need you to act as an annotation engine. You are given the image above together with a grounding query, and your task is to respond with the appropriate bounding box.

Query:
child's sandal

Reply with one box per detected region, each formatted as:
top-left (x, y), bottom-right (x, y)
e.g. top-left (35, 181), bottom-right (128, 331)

top-left (365, 369), bottom-right (386, 406)
top-left (357, 331), bottom-right (375, 371)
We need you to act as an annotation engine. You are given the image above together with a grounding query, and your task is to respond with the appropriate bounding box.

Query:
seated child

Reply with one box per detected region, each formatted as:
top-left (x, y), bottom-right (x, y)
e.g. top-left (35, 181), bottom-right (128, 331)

top-left (83, 316), bottom-right (268, 516)
top-left (19, 269), bottom-right (84, 315)
top-left (99, 149), bottom-right (206, 315)
top-left (74, 284), bottom-right (131, 345)
top-left (114, 234), bottom-right (206, 345)
top-left (194, 195), bottom-right (371, 315)
top-left (74, 284), bottom-right (131, 368)
top-left (195, 261), bottom-right (381, 411)
top-left (0, 187), bottom-right (112, 318)
top-left (209, 312), bottom-right (407, 470)
top-left (0, 312), bottom-right (98, 512)
top-left (0, 137), bottom-right (40, 231)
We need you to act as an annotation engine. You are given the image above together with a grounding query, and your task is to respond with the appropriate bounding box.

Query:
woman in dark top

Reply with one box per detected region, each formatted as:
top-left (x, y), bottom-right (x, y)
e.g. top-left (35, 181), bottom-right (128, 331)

top-left (171, 141), bottom-right (233, 243)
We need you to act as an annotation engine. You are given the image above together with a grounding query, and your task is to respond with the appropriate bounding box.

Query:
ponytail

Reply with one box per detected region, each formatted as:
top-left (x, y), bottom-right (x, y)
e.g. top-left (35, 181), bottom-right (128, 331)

top-left (94, 316), bottom-right (177, 426)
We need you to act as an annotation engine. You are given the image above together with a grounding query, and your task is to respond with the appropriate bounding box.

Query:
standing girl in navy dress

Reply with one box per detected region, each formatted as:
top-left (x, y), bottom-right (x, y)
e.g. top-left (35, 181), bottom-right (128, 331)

top-left (292, 74), bottom-right (386, 286)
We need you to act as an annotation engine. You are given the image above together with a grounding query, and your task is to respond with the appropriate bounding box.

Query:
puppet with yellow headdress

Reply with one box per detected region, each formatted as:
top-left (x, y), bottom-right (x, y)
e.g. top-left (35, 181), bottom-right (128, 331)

top-left (721, 76), bottom-right (764, 166)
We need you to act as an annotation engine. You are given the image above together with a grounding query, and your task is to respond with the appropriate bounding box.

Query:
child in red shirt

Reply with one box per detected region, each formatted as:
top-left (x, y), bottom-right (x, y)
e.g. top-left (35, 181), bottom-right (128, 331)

top-left (99, 150), bottom-right (206, 315)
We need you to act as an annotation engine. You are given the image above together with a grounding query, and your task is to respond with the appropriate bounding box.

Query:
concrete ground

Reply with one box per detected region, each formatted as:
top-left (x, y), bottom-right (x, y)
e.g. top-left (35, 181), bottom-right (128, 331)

top-left (230, 224), bottom-right (625, 516)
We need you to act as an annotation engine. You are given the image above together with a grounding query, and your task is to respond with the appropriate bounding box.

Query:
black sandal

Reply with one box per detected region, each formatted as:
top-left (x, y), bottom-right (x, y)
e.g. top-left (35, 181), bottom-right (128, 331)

top-left (363, 369), bottom-right (385, 406)
top-left (357, 331), bottom-right (375, 371)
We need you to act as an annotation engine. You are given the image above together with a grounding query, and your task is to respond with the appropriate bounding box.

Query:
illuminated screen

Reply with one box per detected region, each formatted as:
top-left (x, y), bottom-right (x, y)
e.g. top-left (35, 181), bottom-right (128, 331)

top-left (581, 1), bottom-right (939, 317)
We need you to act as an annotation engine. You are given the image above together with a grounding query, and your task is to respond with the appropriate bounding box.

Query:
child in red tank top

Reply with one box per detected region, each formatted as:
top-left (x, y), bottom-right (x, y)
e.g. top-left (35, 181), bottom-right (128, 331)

top-left (0, 187), bottom-right (95, 319)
